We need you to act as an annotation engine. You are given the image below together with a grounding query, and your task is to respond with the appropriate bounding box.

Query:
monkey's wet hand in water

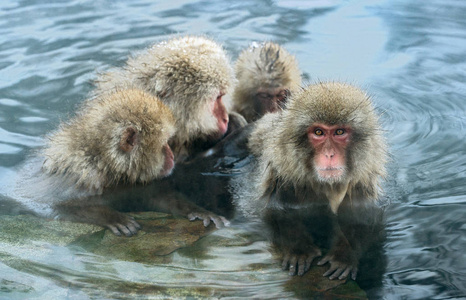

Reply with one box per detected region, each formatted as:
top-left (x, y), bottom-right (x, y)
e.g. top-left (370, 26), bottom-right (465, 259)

top-left (281, 246), bottom-right (322, 276)
top-left (317, 250), bottom-right (358, 280)
top-left (188, 211), bottom-right (230, 229)
top-left (103, 213), bottom-right (141, 237)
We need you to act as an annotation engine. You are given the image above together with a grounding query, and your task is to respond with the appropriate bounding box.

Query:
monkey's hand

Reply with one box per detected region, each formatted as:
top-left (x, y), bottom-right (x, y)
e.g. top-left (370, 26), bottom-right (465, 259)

top-left (54, 202), bottom-right (141, 237)
top-left (104, 214), bottom-right (141, 237)
top-left (317, 249), bottom-right (358, 280)
top-left (188, 211), bottom-right (231, 229)
top-left (281, 246), bottom-right (322, 276)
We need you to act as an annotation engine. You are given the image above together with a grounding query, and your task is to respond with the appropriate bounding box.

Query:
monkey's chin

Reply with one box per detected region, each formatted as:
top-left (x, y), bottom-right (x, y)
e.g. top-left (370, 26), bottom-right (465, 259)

top-left (316, 168), bottom-right (345, 183)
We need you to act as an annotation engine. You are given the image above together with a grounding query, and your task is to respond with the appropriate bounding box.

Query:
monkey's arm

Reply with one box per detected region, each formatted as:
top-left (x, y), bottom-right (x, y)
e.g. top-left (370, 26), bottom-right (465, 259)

top-left (53, 196), bottom-right (141, 237)
top-left (148, 190), bottom-right (230, 228)
top-left (317, 197), bottom-right (384, 280)
top-left (264, 207), bottom-right (322, 276)
top-left (317, 214), bottom-right (359, 280)
top-left (140, 180), bottom-right (230, 229)
top-left (263, 183), bottom-right (327, 276)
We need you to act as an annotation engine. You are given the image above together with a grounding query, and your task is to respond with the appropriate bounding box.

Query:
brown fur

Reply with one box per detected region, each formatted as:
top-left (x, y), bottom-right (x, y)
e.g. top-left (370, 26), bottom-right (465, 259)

top-left (232, 42), bottom-right (301, 122)
top-left (248, 82), bottom-right (387, 206)
top-left (234, 82), bottom-right (388, 279)
top-left (94, 36), bottom-right (235, 161)
top-left (42, 89), bottom-right (175, 195)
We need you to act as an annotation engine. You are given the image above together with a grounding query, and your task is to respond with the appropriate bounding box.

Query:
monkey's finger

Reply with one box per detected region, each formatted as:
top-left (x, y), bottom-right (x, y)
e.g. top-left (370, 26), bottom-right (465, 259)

top-left (323, 264), bottom-right (339, 277)
top-left (126, 222), bottom-right (140, 235)
top-left (210, 216), bottom-right (225, 229)
top-left (281, 254), bottom-right (291, 271)
top-left (338, 267), bottom-right (352, 280)
top-left (188, 213), bottom-right (209, 225)
top-left (116, 224), bottom-right (134, 237)
top-left (128, 218), bottom-right (141, 229)
top-left (188, 213), bottom-right (198, 221)
top-left (306, 250), bottom-right (321, 266)
top-left (288, 256), bottom-right (298, 276)
top-left (351, 268), bottom-right (358, 280)
top-left (219, 216), bottom-right (231, 227)
top-left (201, 217), bottom-right (211, 227)
top-left (107, 225), bottom-right (122, 236)
top-left (328, 267), bottom-right (346, 280)
top-left (297, 256), bottom-right (308, 276)
top-left (303, 254), bottom-right (318, 274)
top-left (317, 255), bottom-right (331, 266)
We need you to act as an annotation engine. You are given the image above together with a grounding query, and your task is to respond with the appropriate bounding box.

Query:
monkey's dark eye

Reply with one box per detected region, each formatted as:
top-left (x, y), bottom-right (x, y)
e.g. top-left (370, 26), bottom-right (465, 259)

top-left (335, 129), bottom-right (345, 135)
top-left (256, 93), bottom-right (272, 101)
top-left (314, 129), bottom-right (324, 136)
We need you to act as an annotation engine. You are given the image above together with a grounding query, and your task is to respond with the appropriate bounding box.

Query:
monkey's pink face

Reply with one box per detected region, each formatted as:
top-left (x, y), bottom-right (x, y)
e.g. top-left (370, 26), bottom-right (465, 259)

top-left (308, 124), bottom-right (351, 182)
top-left (210, 92), bottom-right (229, 138)
top-left (159, 143), bottom-right (175, 177)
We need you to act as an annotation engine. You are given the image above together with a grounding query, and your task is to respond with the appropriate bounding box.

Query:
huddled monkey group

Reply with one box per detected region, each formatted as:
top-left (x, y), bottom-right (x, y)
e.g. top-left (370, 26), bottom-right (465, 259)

top-left (14, 36), bottom-right (388, 282)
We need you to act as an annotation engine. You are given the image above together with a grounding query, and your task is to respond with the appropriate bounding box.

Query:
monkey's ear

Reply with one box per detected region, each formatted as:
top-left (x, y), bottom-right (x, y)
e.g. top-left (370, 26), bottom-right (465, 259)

top-left (120, 127), bottom-right (139, 153)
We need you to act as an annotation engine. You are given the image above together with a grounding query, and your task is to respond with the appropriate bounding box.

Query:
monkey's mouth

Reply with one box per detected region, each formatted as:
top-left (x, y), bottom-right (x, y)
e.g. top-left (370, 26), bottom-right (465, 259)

top-left (316, 167), bottom-right (345, 180)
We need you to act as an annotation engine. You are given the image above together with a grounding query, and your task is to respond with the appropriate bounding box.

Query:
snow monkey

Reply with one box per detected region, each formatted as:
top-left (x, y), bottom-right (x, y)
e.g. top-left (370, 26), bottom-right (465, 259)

top-left (16, 89), bottom-right (228, 236)
top-left (232, 42), bottom-right (301, 122)
top-left (95, 35), bottom-right (242, 162)
top-left (233, 82), bottom-right (388, 280)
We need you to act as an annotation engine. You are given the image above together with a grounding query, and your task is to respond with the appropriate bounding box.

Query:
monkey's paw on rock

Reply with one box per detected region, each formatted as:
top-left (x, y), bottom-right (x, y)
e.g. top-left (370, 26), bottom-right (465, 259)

top-left (188, 211), bottom-right (230, 228)
top-left (281, 247), bottom-right (322, 276)
top-left (318, 253), bottom-right (358, 281)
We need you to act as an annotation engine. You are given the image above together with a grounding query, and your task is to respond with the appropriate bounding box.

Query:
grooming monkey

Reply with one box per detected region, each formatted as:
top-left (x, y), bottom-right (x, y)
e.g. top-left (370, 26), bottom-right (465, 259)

top-left (232, 42), bottom-right (301, 122)
top-left (95, 36), bottom-right (243, 162)
top-left (16, 89), bottom-right (228, 236)
top-left (233, 82), bottom-right (387, 280)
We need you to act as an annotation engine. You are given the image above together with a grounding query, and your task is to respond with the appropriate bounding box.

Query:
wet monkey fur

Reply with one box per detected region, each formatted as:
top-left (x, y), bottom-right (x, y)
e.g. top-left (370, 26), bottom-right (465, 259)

top-left (16, 89), bottom-right (228, 236)
top-left (233, 82), bottom-right (387, 280)
top-left (95, 36), bottom-right (242, 162)
top-left (42, 89), bottom-right (176, 194)
top-left (232, 42), bottom-right (301, 122)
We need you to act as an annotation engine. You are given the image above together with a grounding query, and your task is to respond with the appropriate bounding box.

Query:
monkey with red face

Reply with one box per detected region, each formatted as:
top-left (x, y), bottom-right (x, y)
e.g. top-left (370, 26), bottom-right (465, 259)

top-left (95, 35), bottom-right (244, 162)
top-left (233, 82), bottom-right (387, 280)
top-left (14, 89), bottom-right (228, 236)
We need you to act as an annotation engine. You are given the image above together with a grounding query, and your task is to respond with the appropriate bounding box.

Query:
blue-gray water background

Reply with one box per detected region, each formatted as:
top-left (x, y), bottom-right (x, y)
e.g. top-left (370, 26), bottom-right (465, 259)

top-left (0, 0), bottom-right (465, 299)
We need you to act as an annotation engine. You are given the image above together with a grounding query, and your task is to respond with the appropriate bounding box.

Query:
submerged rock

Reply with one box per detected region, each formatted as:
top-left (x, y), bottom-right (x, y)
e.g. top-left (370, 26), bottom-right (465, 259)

top-left (73, 212), bottom-right (216, 262)
top-left (0, 213), bottom-right (367, 298)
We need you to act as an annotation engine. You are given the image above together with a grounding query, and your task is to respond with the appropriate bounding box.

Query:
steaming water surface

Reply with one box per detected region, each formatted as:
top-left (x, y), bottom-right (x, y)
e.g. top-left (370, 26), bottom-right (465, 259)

top-left (1, 0), bottom-right (465, 299)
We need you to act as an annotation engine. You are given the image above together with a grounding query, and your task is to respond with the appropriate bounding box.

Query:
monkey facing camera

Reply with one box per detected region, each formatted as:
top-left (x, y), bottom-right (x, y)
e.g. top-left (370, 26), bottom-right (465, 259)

top-left (234, 82), bottom-right (388, 280)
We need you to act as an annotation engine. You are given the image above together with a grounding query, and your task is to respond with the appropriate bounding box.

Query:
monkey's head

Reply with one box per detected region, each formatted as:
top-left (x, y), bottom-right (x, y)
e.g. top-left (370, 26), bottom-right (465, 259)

top-left (233, 42), bottom-right (301, 122)
top-left (131, 36), bottom-right (235, 147)
top-left (255, 82), bottom-right (386, 192)
top-left (43, 89), bottom-right (176, 192)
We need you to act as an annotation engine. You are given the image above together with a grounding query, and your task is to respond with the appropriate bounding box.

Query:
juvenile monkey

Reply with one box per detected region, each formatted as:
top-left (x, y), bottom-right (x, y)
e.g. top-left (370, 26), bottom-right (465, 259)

top-left (234, 82), bottom-right (387, 280)
top-left (95, 36), bottom-right (240, 162)
top-left (232, 42), bottom-right (301, 122)
top-left (16, 89), bottom-right (227, 236)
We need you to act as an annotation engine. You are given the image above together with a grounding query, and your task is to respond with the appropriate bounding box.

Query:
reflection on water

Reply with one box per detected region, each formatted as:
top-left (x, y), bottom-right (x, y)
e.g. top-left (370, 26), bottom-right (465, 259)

top-left (1, 0), bottom-right (465, 299)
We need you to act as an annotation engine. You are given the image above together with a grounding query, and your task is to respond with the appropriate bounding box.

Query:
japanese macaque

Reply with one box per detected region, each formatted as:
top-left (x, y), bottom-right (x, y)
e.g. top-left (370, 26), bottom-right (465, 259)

top-left (233, 82), bottom-right (387, 280)
top-left (94, 35), bottom-right (241, 162)
top-left (15, 89), bottom-right (228, 236)
top-left (232, 42), bottom-right (301, 122)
